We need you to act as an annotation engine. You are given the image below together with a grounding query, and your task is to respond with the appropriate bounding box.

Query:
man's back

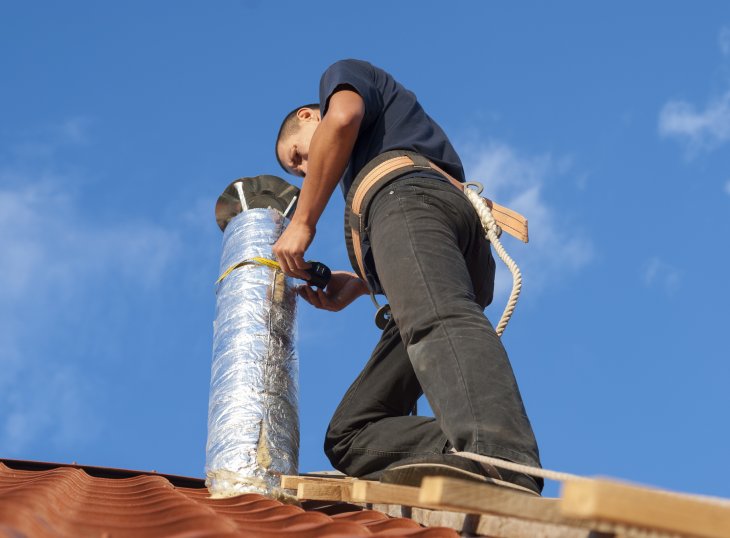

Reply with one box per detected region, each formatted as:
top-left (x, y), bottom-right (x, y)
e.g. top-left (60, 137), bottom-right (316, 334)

top-left (319, 59), bottom-right (465, 195)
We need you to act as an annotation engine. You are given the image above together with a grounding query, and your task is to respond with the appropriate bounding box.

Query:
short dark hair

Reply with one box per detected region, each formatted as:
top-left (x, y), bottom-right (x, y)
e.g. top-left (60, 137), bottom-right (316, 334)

top-left (275, 103), bottom-right (320, 172)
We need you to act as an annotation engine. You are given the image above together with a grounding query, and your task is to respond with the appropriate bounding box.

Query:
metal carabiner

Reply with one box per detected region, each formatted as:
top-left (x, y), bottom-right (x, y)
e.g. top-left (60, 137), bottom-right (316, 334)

top-left (463, 181), bottom-right (484, 195)
top-left (375, 304), bottom-right (392, 330)
top-left (370, 292), bottom-right (392, 330)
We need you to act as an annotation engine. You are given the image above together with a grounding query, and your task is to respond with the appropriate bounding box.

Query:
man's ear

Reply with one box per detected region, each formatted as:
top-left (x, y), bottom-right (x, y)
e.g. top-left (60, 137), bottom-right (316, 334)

top-left (297, 107), bottom-right (320, 122)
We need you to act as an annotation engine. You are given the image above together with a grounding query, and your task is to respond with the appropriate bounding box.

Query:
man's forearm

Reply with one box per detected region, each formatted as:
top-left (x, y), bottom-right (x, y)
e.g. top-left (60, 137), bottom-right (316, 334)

top-left (292, 91), bottom-right (363, 228)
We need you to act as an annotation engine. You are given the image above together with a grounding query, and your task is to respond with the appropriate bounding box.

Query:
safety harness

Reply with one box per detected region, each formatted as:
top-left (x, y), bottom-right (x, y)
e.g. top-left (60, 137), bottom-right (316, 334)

top-left (344, 150), bottom-right (529, 333)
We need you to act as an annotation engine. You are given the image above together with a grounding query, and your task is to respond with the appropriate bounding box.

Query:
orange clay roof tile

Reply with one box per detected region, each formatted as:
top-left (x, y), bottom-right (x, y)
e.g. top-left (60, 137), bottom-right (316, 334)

top-left (0, 460), bottom-right (460, 538)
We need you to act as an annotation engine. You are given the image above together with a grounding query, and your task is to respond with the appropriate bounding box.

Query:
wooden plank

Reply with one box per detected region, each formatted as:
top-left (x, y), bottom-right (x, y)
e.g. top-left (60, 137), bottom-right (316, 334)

top-left (350, 480), bottom-right (425, 506)
top-left (419, 476), bottom-right (565, 524)
top-left (349, 477), bottom-right (664, 537)
top-left (370, 502), bottom-right (594, 538)
top-left (302, 470), bottom-right (347, 477)
top-left (296, 479), bottom-right (355, 502)
top-left (280, 475), bottom-right (304, 490)
top-left (280, 474), bottom-right (354, 490)
top-left (561, 477), bottom-right (730, 538)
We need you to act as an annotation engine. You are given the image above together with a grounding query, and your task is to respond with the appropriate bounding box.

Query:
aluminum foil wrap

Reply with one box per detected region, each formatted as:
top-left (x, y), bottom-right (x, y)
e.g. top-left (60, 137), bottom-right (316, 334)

top-left (206, 208), bottom-right (298, 499)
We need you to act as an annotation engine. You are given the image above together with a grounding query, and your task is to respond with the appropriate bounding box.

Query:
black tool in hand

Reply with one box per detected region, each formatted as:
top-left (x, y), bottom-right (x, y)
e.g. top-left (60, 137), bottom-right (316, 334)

top-left (304, 261), bottom-right (332, 289)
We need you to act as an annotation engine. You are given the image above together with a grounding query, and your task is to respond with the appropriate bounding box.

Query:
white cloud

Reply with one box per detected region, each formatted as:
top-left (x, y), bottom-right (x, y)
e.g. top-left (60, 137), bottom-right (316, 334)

top-left (0, 184), bottom-right (177, 301)
top-left (658, 91), bottom-right (730, 154)
top-left (1, 358), bottom-right (100, 453)
top-left (725, 180), bottom-right (730, 195)
top-left (463, 142), bottom-right (594, 300)
top-left (720, 26), bottom-right (730, 57)
top-left (58, 117), bottom-right (92, 145)
top-left (0, 174), bottom-right (180, 454)
top-left (642, 257), bottom-right (681, 294)
top-left (658, 28), bottom-right (730, 154)
top-left (8, 117), bottom-right (93, 160)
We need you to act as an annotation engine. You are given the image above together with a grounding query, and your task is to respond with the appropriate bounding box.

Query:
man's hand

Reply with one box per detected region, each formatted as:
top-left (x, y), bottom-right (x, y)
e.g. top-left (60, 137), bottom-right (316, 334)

top-left (272, 221), bottom-right (316, 281)
top-left (298, 270), bottom-right (368, 311)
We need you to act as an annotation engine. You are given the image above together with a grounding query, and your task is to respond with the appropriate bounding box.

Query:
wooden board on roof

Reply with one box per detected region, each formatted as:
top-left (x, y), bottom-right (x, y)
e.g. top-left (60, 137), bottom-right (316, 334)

top-left (561, 477), bottom-right (730, 538)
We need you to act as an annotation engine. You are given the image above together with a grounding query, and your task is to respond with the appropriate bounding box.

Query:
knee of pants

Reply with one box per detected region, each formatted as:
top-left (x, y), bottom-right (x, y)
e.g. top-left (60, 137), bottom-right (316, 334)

top-left (323, 421), bottom-right (355, 471)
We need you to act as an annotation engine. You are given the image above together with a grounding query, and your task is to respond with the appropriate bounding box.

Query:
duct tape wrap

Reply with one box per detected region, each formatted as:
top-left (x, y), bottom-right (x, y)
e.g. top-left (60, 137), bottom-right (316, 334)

top-left (206, 208), bottom-right (299, 500)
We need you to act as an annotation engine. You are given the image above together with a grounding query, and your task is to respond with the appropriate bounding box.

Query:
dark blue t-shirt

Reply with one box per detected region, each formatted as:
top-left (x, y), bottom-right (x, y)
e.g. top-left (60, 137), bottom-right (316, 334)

top-left (319, 59), bottom-right (465, 196)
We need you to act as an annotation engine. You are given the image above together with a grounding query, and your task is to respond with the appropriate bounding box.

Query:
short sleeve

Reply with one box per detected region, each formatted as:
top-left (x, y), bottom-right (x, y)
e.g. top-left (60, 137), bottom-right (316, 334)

top-left (319, 59), bottom-right (381, 127)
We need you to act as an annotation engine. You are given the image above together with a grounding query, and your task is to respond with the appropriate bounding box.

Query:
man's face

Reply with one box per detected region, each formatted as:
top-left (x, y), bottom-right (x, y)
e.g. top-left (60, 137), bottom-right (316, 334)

top-left (277, 108), bottom-right (320, 178)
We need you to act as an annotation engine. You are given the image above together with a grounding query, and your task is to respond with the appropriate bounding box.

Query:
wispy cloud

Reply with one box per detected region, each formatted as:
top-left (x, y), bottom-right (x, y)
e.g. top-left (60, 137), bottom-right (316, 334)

top-left (658, 91), bottom-right (730, 154)
top-left (642, 257), bottom-right (681, 294)
top-left (724, 180), bottom-right (730, 196)
top-left (0, 152), bottom-right (180, 454)
top-left (658, 26), bottom-right (730, 155)
top-left (720, 25), bottom-right (730, 57)
top-left (1, 356), bottom-right (101, 453)
top-left (463, 142), bottom-right (593, 300)
top-left (0, 183), bottom-right (178, 301)
top-left (6, 117), bottom-right (94, 160)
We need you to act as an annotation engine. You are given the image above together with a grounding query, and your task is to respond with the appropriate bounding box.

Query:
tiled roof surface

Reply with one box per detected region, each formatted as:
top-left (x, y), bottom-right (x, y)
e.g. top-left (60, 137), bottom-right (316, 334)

top-left (0, 459), bottom-right (459, 538)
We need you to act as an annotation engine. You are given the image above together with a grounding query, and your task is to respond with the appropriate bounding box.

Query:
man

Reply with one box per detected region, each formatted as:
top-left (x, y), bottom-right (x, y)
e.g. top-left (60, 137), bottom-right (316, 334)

top-left (273, 59), bottom-right (543, 494)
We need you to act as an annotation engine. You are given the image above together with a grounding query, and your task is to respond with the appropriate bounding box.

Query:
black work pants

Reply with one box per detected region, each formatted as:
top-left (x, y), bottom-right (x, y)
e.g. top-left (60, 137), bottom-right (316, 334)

top-left (324, 176), bottom-right (541, 477)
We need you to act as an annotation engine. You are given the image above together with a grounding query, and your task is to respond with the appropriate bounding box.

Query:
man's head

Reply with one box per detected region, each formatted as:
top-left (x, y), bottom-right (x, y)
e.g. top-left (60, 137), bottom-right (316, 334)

top-left (275, 104), bottom-right (321, 178)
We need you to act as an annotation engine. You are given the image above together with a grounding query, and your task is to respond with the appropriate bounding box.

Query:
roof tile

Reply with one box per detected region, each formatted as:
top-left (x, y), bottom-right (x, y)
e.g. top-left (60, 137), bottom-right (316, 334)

top-left (0, 461), bottom-right (460, 538)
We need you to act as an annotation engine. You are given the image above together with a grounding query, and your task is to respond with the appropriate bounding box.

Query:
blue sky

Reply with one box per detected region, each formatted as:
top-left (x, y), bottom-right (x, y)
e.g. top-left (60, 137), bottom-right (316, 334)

top-left (1, 1), bottom-right (729, 500)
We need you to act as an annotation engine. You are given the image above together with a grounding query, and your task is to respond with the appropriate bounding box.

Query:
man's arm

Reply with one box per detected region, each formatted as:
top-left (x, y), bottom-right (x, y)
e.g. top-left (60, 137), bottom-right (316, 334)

top-left (273, 89), bottom-right (364, 279)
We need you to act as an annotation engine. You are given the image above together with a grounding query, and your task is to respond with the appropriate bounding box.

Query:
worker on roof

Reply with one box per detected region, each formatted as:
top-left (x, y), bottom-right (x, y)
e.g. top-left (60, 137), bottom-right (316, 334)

top-left (273, 59), bottom-right (543, 494)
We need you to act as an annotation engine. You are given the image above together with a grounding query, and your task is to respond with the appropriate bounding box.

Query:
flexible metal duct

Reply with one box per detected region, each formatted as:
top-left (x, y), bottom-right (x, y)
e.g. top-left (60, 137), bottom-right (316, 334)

top-left (205, 206), bottom-right (299, 499)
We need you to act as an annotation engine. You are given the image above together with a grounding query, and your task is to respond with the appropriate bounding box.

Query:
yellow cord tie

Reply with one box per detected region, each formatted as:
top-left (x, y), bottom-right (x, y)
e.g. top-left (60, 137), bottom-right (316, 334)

top-left (216, 257), bottom-right (281, 284)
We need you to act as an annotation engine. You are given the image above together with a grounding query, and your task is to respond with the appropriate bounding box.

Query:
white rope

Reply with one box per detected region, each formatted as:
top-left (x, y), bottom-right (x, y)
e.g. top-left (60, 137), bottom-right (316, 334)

top-left (457, 192), bottom-right (583, 483)
top-left (459, 190), bottom-right (569, 479)
top-left (460, 190), bottom-right (730, 501)
top-left (453, 451), bottom-right (585, 483)
top-left (463, 187), bottom-right (522, 337)
top-left (457, 451), bottom-right (730, 509)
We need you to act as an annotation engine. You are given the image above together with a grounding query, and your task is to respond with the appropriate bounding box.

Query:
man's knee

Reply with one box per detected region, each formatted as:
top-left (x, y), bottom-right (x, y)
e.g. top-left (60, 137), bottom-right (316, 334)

top-left (323, 421), bottom-right (355, 472)
top-left (324, 421), bottom-right (387, 478)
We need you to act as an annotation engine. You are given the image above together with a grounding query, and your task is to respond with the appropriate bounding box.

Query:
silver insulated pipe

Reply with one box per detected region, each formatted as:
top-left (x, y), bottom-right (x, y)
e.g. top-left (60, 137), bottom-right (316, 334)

top-left (206, 176), bottom-right (301, 499)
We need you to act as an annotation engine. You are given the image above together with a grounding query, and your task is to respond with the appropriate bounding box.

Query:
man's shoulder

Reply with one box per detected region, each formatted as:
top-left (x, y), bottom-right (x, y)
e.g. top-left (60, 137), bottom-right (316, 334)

top-left (323, 59), bottom-right (388, 79)
top-left (325, 58), bottom-right (373, 71)
top-left (319, 59), bottom-right (388, 116)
